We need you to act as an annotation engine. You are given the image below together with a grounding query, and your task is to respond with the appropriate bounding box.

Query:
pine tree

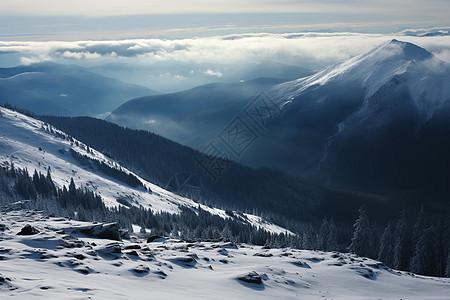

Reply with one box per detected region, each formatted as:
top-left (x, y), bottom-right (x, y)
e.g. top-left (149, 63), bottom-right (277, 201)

top-left (327, 218), bottom-right (338, 251)
top-left (393, 209), bottom-right (409, 270)
top-left (348, 206), bottom-right (371, 257)
top-left (410, 208), bottom-right (427, 274)
top-left (378, 223), bottom-right (394, 266)
top-left (318, 217), bottom-right (329, 250)
top-left (69, 178), bottom-right (76, 194)
top-left (445, 253), bottom-right (450, 278)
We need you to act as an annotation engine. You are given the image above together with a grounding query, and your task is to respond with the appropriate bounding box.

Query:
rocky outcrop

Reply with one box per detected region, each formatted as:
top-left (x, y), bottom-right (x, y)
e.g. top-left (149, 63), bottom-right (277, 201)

top-left (17, 224), bottom-right (39, 235)
top-left (238, 271), bottom-right (262, 284)
top-left (76, 223), bottom-right (121, 241)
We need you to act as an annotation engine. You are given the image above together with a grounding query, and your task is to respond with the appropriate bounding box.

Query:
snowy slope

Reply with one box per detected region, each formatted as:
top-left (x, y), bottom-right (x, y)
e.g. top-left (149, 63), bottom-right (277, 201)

top-left (232, 39), bottom-right (450, 190)
top-left (270, 39), bottom-right (450, 123)
top-left (0, 106), bottom-right (291, 235)
top-left (1, 209), bottom-right (449, 299)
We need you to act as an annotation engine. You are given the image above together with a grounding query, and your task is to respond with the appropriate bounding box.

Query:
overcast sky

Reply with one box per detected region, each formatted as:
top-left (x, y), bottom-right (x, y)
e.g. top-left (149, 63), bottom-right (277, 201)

top-left (1, 0), bottom-right (449, 17)
top-left (0, 1), bottom-right (449, 40)
top-left (1, 0), bottom-right (450, 93)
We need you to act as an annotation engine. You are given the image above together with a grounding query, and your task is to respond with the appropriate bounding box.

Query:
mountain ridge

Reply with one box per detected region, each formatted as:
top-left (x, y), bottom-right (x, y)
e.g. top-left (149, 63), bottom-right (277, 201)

top-left (0, 62), bottom-right (158, 117)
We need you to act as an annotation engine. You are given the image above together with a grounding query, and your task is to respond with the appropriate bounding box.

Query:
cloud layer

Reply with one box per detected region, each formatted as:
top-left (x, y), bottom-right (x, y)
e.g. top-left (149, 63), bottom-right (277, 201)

top-left (1, 31), bottom-right (449, 92)
top-left (1, 31), bottom-right (450, 66)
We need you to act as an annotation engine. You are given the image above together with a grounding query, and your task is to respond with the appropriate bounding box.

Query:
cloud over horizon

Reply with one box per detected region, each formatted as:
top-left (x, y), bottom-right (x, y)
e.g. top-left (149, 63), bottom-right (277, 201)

top-left (1, 31), bottom-right (450, 66)
top-left (1, 30), bottom-right (449, 92)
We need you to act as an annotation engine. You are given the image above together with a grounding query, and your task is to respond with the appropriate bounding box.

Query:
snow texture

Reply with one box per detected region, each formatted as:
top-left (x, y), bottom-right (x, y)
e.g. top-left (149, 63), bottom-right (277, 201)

top-left (0, 209), bottom-right (448, 299)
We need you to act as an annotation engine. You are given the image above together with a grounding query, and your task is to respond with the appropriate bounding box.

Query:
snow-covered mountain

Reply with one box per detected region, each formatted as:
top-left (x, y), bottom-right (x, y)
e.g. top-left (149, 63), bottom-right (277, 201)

top-left (106, 40), bottom-right (450, 206)
top-left (0, 106), bottom-right (290, 234)
top-left (1, 209), bottom-right (449, 299)
top-left (233, 39), bottom-right (450, 202)
top-left (270, 39), bottom-right (450, 126)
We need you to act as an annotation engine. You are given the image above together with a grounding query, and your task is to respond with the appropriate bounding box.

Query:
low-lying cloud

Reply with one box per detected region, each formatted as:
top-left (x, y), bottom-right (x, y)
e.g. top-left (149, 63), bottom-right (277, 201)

top-left (1, 30), bottom-right (449, 92)
top-left (1, 31), bottom-right (449, 67)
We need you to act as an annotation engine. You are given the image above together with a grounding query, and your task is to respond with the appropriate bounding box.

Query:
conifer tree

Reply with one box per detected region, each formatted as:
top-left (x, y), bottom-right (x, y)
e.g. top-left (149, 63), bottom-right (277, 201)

top-left (348, 206), bottom-right (371, 257)
top-left (393, 209), bottom-right (409, 270)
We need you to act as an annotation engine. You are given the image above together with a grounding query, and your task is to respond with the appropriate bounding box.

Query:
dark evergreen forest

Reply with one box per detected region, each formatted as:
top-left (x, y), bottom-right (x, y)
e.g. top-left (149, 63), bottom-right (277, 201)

top-left (0, 164), bottom-right (448, 277)
top-left (40, 115), bottom-right (430, 226)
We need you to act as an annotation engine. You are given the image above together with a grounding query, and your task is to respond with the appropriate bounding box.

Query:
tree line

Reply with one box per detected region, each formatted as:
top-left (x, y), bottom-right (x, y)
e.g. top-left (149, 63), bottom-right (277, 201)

top-left (1, 162), bottom-right (448, 277)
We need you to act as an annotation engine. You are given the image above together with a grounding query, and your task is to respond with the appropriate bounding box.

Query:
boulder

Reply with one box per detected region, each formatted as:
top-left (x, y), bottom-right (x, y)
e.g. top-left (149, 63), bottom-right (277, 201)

top-left (238, 271), bottom-right (262, 284)
top-left (78, 223), bottom-right (121, 241)
top-left (292, 261), bottom-right (311, 269)
top-left (253, 252), bottom-right (273, 257)
top-left (17, 224), bottom-right (39, 235)
top-left (0, 224), bottom-right (8, 231)
top-left (147, 235), bottom-right (163, 243)
top-left (132, 264), bottom-right (150, 274)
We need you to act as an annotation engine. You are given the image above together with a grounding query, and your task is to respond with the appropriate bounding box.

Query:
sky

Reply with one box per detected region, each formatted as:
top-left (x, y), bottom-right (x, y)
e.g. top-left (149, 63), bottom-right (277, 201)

top-left (0, 1), bottom-right (449, 40)
top-left (1, 1), bottom-right (450, 92)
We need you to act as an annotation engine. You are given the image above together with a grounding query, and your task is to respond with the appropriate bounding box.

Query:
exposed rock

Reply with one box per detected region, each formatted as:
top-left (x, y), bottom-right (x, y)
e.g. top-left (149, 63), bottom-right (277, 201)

top-left (186, 253), bottom-right (198, 259)
top-left (292, 261), bottom-right (311, 268)
top-left (40, 253), bottom-right (58, 259)
top-left (154, 270), bottom-right (167, 278)
top-left (17, 224), bottom-right (39, 235)
top-left (169, 256), bottom-right (197, 267)
top-left (352, 267), bottom-right (378, 280)
top-left (222, 242), bottom-right (238, 249)
top-left (124, 244), bottom-right (141, 250)
top-left (76, 266), bottom-right (92, 274)
top-left (73, 254), bottom-right (86, 260)
top-left (0, 224), bottom-right (8, 231)
top-left (0, 274), bottom-right (11, 283)
top-left (305, 257), bottom-right (324, 262)
top-left (119, 229), bottom-right (130, 239)
top-left (61, 239), bottom-right (86, 248)
top-left (132, 264), bottom-right (150, 274)
top-left (98, 243), bottom-right (122, 254)
top-left (253, 252), bottom-right (273, 257)
top-left (147, 235), bottom-right (163, 243)
top-left (126, 250), bottom-right (139, 256)
top-left (238, 271), bottom-right (262, 284)
top-left (77, 223), bottom-right (121, 241)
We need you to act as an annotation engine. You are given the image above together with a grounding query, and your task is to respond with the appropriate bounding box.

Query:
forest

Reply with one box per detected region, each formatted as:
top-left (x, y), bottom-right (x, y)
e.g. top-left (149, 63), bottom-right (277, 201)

top-left (1, 161), bottom-right (448, 277)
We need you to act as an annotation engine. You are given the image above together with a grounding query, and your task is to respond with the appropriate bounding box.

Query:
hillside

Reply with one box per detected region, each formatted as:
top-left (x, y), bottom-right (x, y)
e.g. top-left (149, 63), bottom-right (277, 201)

top-left (0, 106), bottom-right (290, 234)
top-left (0, 62), bottom-right (157, 117)
top-left (107, 78), bottom-right (283, 148)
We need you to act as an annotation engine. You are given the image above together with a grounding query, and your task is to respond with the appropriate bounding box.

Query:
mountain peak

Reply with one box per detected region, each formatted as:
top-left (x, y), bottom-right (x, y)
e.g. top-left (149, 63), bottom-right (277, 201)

top-left (389, 38), bottom-right (401, 43)
top-left (270, 40), bottom-right (447, 112)
top-left (379, 39), bottom-right (433, 61)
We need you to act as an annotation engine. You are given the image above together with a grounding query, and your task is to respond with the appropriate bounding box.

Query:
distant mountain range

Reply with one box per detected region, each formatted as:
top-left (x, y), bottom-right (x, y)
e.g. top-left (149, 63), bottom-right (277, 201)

top-left (0, 62), bottom-right (157, 117)
top-left (89, 60), bottom-right (312, 93)
top-left (106, 78), bottom-right (285, 147)
top-left (108, 40), bottom-right (450, 209)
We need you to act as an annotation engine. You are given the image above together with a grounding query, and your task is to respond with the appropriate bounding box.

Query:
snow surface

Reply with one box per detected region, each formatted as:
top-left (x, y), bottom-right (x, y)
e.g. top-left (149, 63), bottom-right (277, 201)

top-left (0, 106), bottom-right (291, 235)
top-left (270, 40), bottom-right (450, 122)
top-left (1, 209), bottom-right (449, 299)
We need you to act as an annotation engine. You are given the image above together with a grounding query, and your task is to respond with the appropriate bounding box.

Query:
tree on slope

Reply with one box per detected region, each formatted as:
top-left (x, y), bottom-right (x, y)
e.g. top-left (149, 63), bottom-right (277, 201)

top-left (348, 206), bottom-right (372, 257)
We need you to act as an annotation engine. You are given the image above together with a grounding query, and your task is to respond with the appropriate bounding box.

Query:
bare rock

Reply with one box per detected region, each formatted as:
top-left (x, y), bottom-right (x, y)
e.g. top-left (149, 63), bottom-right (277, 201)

top-left (147, 235), bottom-right (163, 243)
top-left (78, 223), bottom-right (121, 241)
top-left (238, 271), bottom-right (262, 284)
top-left (17, 224), bottom-right (39, 235)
